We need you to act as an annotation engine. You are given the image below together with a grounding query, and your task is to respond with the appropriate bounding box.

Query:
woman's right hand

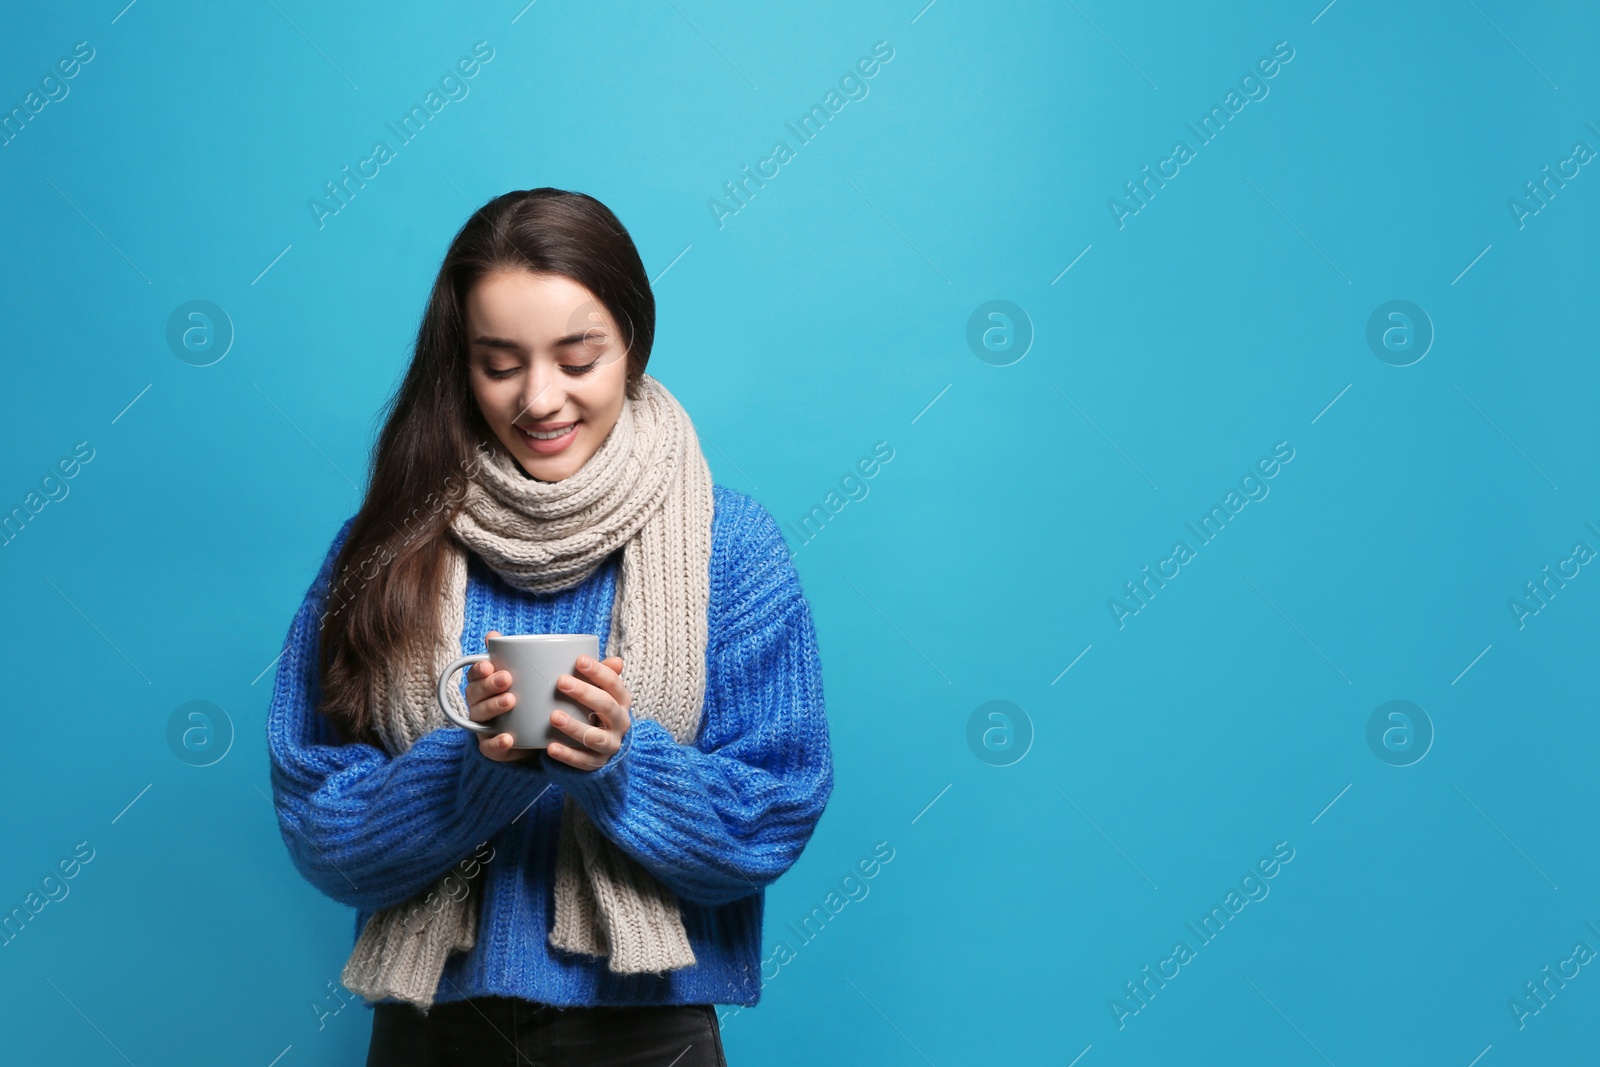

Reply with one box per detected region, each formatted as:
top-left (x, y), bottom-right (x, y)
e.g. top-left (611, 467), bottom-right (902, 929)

top-left (464, 631), bottom-right (535, 763)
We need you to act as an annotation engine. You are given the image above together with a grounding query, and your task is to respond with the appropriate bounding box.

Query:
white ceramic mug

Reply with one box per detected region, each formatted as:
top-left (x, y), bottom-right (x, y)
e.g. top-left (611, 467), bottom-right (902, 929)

top-left (436, 633), bottom-right (600, 749)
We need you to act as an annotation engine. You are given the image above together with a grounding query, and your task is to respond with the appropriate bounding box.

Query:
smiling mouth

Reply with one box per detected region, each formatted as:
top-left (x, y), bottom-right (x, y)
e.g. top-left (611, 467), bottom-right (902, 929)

top-left (517, 423), bottom-right (577, 441)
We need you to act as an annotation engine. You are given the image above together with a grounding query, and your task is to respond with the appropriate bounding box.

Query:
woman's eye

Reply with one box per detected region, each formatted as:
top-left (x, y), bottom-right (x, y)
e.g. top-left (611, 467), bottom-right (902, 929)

top-left (483, 361), bottom-right (596, 378)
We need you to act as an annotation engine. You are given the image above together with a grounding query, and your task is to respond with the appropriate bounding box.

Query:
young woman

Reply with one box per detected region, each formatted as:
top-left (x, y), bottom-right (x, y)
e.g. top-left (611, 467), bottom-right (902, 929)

top-left (266, 188), bottom-right (833, 1066)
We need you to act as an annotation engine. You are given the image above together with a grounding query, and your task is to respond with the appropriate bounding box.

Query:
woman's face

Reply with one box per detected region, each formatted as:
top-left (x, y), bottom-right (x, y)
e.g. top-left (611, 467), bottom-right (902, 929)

top-left (465, 270), bottom-right (630, 482)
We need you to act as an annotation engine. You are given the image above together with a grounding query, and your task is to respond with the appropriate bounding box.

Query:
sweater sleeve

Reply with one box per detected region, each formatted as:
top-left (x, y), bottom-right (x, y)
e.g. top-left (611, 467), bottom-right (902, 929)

top-left (266, 518), bottom-right (553, 912)
top-left (545, 495), bottom-right (834, 907)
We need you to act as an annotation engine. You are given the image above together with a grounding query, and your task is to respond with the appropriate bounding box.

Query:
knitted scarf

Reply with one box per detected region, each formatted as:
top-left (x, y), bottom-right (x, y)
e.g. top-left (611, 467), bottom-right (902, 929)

top-left (339, 373), bottom-right (715, 1013)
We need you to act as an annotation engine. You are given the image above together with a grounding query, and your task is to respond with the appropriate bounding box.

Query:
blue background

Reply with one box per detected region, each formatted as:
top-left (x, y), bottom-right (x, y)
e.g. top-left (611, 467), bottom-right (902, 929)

top-left (2, 0), bottom-right (1596, 1063)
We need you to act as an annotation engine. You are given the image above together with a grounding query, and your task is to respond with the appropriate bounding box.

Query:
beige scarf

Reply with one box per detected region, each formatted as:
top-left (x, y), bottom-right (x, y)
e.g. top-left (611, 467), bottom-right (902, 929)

top-left (340, 373), bottom-right (716, 1012)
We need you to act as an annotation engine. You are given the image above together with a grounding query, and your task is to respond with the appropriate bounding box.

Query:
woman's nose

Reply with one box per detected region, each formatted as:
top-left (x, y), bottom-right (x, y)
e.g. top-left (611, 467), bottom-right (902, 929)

top-left (519, 366), bottom-right (563, 417)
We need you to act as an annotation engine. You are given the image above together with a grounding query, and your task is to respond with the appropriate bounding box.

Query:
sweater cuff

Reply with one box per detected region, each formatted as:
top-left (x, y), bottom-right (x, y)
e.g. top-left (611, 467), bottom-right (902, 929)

top-left (541, 716), bottom-right (647, 817)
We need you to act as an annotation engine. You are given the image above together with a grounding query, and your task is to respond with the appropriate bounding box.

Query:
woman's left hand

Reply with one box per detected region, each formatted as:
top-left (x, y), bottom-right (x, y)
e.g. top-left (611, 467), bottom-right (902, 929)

top-left (545, 654), bottom-right (632, 771)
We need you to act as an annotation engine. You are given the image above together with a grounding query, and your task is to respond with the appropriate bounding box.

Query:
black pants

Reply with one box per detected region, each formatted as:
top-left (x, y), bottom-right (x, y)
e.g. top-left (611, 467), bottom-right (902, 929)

top-left (366, 995), bottom-right (728, 1067)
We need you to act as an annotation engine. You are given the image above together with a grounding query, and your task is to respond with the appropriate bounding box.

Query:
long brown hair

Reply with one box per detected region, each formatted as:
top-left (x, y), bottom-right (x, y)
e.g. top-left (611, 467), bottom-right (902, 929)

top-left (316, 188), bottom-right (656, 747)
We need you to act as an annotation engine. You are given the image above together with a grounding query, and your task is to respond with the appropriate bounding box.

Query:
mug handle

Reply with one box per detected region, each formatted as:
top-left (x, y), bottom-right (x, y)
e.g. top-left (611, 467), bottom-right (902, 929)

top-left (437, 653), bottom-right (496, 735)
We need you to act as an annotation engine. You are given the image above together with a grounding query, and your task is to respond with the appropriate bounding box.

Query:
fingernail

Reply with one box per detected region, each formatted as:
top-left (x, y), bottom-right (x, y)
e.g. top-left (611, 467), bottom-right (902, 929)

top-left (577, 656), bottom-right (591, 669)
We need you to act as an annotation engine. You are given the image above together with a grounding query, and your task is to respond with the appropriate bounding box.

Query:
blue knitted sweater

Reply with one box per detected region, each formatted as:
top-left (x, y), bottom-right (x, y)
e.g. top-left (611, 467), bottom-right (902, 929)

top-left (266, 485), bottom-right (832, 1008)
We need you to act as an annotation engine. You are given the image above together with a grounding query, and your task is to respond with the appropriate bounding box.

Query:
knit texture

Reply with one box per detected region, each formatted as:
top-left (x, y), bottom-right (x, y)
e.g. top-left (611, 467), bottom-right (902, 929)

top-left (266, 484), bottom-right (832, 1009)
top-left (341, 373), bottom-right (714, 1011)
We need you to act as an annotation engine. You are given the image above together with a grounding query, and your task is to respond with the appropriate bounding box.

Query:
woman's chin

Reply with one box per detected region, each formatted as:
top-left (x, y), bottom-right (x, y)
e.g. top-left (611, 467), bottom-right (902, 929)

top-left (513, 450), bottom-right (588, 483)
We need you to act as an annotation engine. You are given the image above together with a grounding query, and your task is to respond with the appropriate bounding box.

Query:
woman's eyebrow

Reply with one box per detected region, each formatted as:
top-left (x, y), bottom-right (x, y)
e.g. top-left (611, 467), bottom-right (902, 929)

top-left (470, 334), bottom-right (524, 350)
top-left (471, 332), bottom-right (595, 350)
